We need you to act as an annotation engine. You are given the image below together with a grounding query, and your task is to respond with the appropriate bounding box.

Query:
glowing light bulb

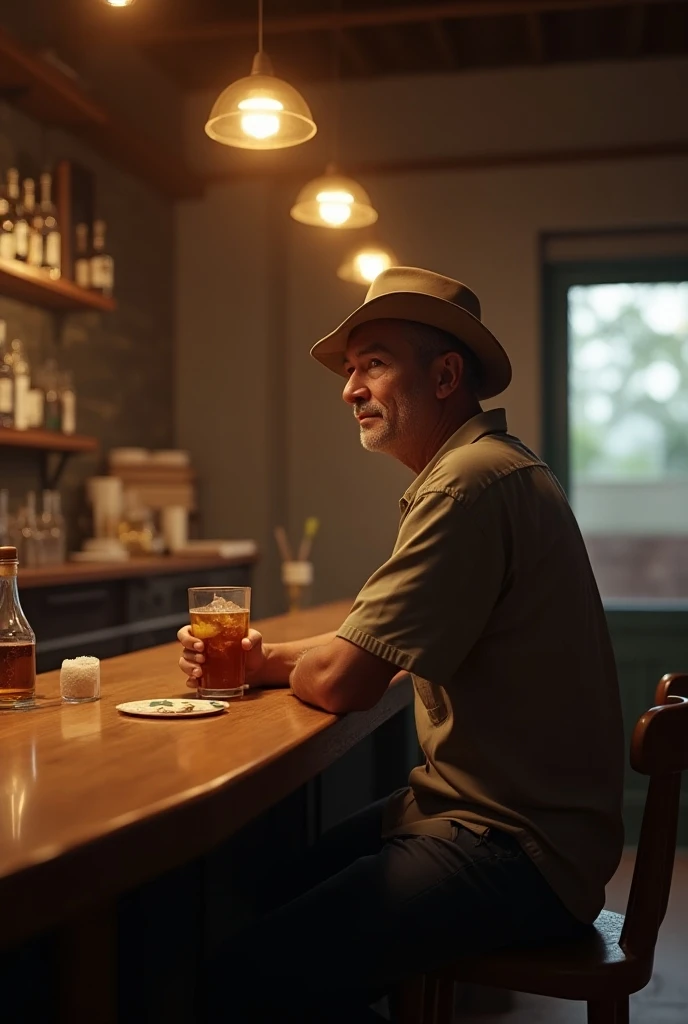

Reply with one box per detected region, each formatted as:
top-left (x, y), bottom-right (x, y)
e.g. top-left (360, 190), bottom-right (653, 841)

top-left (104, 0), bottom-right (136, 6)
top-left (354, 251), bottom-right (393, 283)
top-left (238, 96), bottom-right (283, 140)
top-left (316, 189), bottom-right (354, 226)
top-left (337, 243), bottom-right (398, 284)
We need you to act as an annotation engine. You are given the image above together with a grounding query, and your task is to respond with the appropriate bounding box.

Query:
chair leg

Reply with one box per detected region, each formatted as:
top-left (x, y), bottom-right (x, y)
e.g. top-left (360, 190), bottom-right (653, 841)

top-left (395, 975), bottom-right (426, 1024)
top-left (434, 976), bottom-right (455, 1024)
top-left (587, 997), bottom-right (629, 1023)
top-left (614, 997), bottom-right (629, 1024)
top-left (391, 973), bottom-right (453, 1024)
top-left (422, 975), bottom-right (439, 1023)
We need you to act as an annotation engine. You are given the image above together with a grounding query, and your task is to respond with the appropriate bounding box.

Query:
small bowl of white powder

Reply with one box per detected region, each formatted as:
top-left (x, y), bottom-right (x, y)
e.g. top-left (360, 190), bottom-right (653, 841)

top-left (60, 656), bottom-right (101, 703)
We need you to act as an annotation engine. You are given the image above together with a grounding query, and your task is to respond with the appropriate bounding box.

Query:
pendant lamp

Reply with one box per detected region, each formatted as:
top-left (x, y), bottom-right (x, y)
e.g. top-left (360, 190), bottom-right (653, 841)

top-left (337, 242), bottom-right (398, 284)
top-left (290, 17), bottom-right (377, 229)
top-left (291, 163), bottom-right (378, 228)
top-left (205, 1), bottom-right (317, 150)
top-left (103, 0), bottom-right (136, 5)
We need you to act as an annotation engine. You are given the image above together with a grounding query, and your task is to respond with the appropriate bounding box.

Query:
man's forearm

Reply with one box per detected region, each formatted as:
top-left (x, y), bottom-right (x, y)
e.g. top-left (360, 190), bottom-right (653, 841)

top-left (262, 631), bottom-right (338, 685)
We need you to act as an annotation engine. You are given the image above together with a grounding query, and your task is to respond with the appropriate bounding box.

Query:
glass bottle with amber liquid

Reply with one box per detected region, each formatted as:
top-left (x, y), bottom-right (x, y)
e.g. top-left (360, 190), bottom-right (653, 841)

top-left (0, 319), bottom-right (14, 428)
top-left (10, 169), bottom-right (28, 264)
top-left (24, 179), bottom-right (44, 268)
top-left (90, 220), bottom-right (114, 297)
top-left (0, 546), bottom-right (36, 708)
top-left (39, 172), bottom-right (61, 279)
top-left (74, 222), bottom-right (91, 289)
top-left (0, 188), bottom-right (15, 262)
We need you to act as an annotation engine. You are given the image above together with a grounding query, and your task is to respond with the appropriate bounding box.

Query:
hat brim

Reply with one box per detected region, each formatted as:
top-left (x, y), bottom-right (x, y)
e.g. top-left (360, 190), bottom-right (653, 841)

top-left (310, 291), bottom-right (512, 400)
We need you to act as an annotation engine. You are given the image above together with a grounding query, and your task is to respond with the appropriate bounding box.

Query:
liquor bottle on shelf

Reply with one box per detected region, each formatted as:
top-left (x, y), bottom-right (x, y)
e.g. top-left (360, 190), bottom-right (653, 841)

top-left (74, 222), bottom-right (91, 289)
top-left (24, 180), bottom-right (44, 268)
top-left (41, 359), bottom-right (61, 432)
top-left (10, 170), bottom-right (28, 263)
top-left (90, 219), bottom-right (114, 297)
top-left (0, 321), bottom-right (14, 428)
top-left (10, 338), bottom-right (30, 431)
top-left (0, 544), bottom-right (36, 709)
top-left (26, 385), bottom-right (44, 429)
top-left (59, 370), bottom-right (76, 435)
top-left (0, 181), bottom-right (15, 262)
top-left (39, 172), bottom-right (61, 279)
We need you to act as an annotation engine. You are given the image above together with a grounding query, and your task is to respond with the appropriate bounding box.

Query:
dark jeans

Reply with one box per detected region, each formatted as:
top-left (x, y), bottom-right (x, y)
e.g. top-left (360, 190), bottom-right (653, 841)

top-left (206, 796), bottom-right (588, 1023)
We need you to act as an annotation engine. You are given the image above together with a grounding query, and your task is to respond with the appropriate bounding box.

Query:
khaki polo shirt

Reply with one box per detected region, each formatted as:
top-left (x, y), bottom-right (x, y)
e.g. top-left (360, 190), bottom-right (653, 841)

top-left (338, 408), bottom-right (625, 924)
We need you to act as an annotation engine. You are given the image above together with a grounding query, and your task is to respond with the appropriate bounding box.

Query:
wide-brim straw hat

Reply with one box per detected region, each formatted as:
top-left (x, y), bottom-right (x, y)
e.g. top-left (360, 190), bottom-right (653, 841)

top-left (310, 266), bottom-right (512, 400)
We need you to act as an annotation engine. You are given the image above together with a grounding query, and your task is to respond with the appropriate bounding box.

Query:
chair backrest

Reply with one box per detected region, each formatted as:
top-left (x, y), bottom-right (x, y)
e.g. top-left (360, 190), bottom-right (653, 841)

top-left (655, 672), bottom-right (688, 705)
top-left (619, 679), bottom-right (688, 959)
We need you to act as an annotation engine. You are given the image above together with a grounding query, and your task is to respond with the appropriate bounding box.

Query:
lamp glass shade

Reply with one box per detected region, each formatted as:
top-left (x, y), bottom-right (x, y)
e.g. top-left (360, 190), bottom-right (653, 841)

top-left (205, 72), bottom-right (317, 150)
top-left (291, 170), bottom-right (378, 229)
top-left (104, 0), bottom-right (136, 5)
top-left (337, 244), bottom-right (398, 284)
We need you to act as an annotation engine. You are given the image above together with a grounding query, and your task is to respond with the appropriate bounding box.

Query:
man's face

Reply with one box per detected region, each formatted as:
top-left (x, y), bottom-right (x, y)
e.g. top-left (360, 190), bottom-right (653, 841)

top-left (342, 320), bottom-right (433, 456)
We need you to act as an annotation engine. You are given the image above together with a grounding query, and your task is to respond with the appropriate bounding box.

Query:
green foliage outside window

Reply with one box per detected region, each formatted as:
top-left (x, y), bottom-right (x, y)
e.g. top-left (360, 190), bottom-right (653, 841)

top-left (569, 282), bottom-right (688, 480)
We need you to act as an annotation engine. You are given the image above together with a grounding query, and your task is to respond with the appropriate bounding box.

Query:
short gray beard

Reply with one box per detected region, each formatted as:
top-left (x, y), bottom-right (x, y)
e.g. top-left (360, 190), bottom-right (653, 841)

top-left (358, 387), bottom-right (422, 455)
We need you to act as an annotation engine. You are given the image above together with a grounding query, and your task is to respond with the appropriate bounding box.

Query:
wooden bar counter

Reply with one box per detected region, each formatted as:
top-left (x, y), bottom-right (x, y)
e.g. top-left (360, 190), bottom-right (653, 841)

top-left (18, 552), bottom-right (257, 589)
top-left (0, 600), bottom-right (412, 954)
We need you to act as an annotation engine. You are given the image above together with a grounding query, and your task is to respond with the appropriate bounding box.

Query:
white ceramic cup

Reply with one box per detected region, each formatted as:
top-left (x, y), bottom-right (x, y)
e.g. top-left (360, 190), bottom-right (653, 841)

top-left (161, 505), bottom-right (189, 551)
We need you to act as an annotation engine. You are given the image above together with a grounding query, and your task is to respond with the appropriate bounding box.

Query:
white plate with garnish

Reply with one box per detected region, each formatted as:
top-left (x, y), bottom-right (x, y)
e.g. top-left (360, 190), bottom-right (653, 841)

top-left (116, 699), bottom-right (229, 718)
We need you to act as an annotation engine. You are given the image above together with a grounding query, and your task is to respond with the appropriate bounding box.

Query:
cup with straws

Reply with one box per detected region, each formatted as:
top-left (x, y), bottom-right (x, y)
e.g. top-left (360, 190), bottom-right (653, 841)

top-left (274, 517), bottom-right (319, 613)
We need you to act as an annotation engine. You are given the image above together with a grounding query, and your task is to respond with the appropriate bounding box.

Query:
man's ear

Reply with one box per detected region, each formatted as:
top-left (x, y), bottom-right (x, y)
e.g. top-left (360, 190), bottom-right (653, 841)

top-left (435, 352), bottom-right (463, 398)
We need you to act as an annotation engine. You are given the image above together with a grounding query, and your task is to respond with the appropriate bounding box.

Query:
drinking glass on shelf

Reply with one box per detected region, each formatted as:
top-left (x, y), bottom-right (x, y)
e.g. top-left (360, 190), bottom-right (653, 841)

top-left (0, 489), bottom-right (10, 547)
top-left (40, 490), bottom-right (56, 565)
top-left (15, 492), bottom-right (42, 567)
top-left (51, 491), bottom-right (67, 563)
top-left (188, 587), bottom-right (251, 700)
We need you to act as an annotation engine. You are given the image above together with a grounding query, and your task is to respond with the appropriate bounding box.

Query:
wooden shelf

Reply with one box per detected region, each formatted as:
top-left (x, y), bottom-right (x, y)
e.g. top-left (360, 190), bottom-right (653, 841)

top-left (0, 427), bottom-right (98, 454)
top-left (0, 257), bottom-right (116, 312)
top-left (0, 26), bottom-right (107, 128)
top-left (0, 26), bottom-right (203, 201)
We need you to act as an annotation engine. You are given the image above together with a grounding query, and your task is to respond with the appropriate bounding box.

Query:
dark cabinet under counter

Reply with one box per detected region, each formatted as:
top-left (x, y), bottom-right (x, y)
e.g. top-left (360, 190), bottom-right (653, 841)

top-left (18, 555), bottom-right (256, 672)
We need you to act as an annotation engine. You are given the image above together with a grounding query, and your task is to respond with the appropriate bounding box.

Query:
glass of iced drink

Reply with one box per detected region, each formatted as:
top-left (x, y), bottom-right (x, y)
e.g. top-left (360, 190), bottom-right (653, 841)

top-left (188, 587), bottom-right (251, 700)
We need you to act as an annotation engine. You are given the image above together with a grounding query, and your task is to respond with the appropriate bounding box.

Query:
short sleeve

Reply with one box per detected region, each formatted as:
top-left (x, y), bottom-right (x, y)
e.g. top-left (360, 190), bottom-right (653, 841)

top-left (337, 489), bottom-right (505, 683)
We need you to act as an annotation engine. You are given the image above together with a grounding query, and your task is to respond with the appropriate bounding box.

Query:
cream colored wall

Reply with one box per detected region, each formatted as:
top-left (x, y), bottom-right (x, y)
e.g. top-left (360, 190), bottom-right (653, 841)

top-left (177, 59), bottom-right (688, 612)
top-left (175, 181), bottom-right (278, 614)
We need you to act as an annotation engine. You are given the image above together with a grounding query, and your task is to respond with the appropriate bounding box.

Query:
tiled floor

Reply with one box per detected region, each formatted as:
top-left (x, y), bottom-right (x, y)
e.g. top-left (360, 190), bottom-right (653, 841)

top-left (455, 850), bottom-right (688, 1023)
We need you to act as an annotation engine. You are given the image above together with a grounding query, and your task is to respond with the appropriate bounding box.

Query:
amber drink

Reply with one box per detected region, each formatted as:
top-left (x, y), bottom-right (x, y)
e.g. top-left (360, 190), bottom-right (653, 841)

top-left (0, 546), bottom-right (36, 708)
top-left (188, 587), bottom-right (251, 699)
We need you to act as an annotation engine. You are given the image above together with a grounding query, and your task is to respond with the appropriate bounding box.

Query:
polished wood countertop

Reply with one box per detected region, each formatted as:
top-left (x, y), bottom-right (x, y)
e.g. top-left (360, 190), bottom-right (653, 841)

top-left (18, 553), bottom-right (257, 589)
top-left (0, 601), bottom-right (411, 948)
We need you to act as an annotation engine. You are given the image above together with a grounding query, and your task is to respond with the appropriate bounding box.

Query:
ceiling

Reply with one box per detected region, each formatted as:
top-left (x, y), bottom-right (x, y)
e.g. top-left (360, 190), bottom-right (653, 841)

top-left (79, 0), bottom-right (688, 92)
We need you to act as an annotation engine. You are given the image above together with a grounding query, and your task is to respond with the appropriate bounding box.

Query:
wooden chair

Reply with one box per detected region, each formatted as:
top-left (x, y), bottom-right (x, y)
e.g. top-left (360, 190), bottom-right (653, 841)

top-left (400, 672), bottom-right (688, 1024)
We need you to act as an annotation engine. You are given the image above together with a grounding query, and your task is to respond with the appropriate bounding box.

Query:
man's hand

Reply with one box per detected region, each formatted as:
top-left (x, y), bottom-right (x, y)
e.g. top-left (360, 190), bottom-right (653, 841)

top-left (177, 625), bottom-right (268, 689)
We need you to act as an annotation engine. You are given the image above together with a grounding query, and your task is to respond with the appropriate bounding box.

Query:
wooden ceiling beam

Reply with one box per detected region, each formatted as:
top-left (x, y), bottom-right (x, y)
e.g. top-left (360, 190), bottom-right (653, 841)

top-left (428, 20), bottom-right (459, 69)
top-left (122, 0), bottom-right (679, 48)
top-left (526, 12), bottom-right (547, 61)
top-left (204, 137), bottom-right (688, 185)
top-left (625, 3), bottom-right (647, 56)
top-left (377, 24), bottom-right (415, 67)
top-left (338, 28), bottom-right (371, 76)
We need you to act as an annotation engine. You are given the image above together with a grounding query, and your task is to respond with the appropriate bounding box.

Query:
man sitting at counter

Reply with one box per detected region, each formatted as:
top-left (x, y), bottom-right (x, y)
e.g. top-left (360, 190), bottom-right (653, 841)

top-left (178, 267), bottom-right (625, 1023)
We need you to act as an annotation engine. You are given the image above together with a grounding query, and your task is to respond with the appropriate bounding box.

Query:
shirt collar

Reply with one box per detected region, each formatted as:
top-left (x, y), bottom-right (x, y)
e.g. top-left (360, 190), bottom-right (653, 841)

top-left (400, 408), bottom-right (508, 509)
